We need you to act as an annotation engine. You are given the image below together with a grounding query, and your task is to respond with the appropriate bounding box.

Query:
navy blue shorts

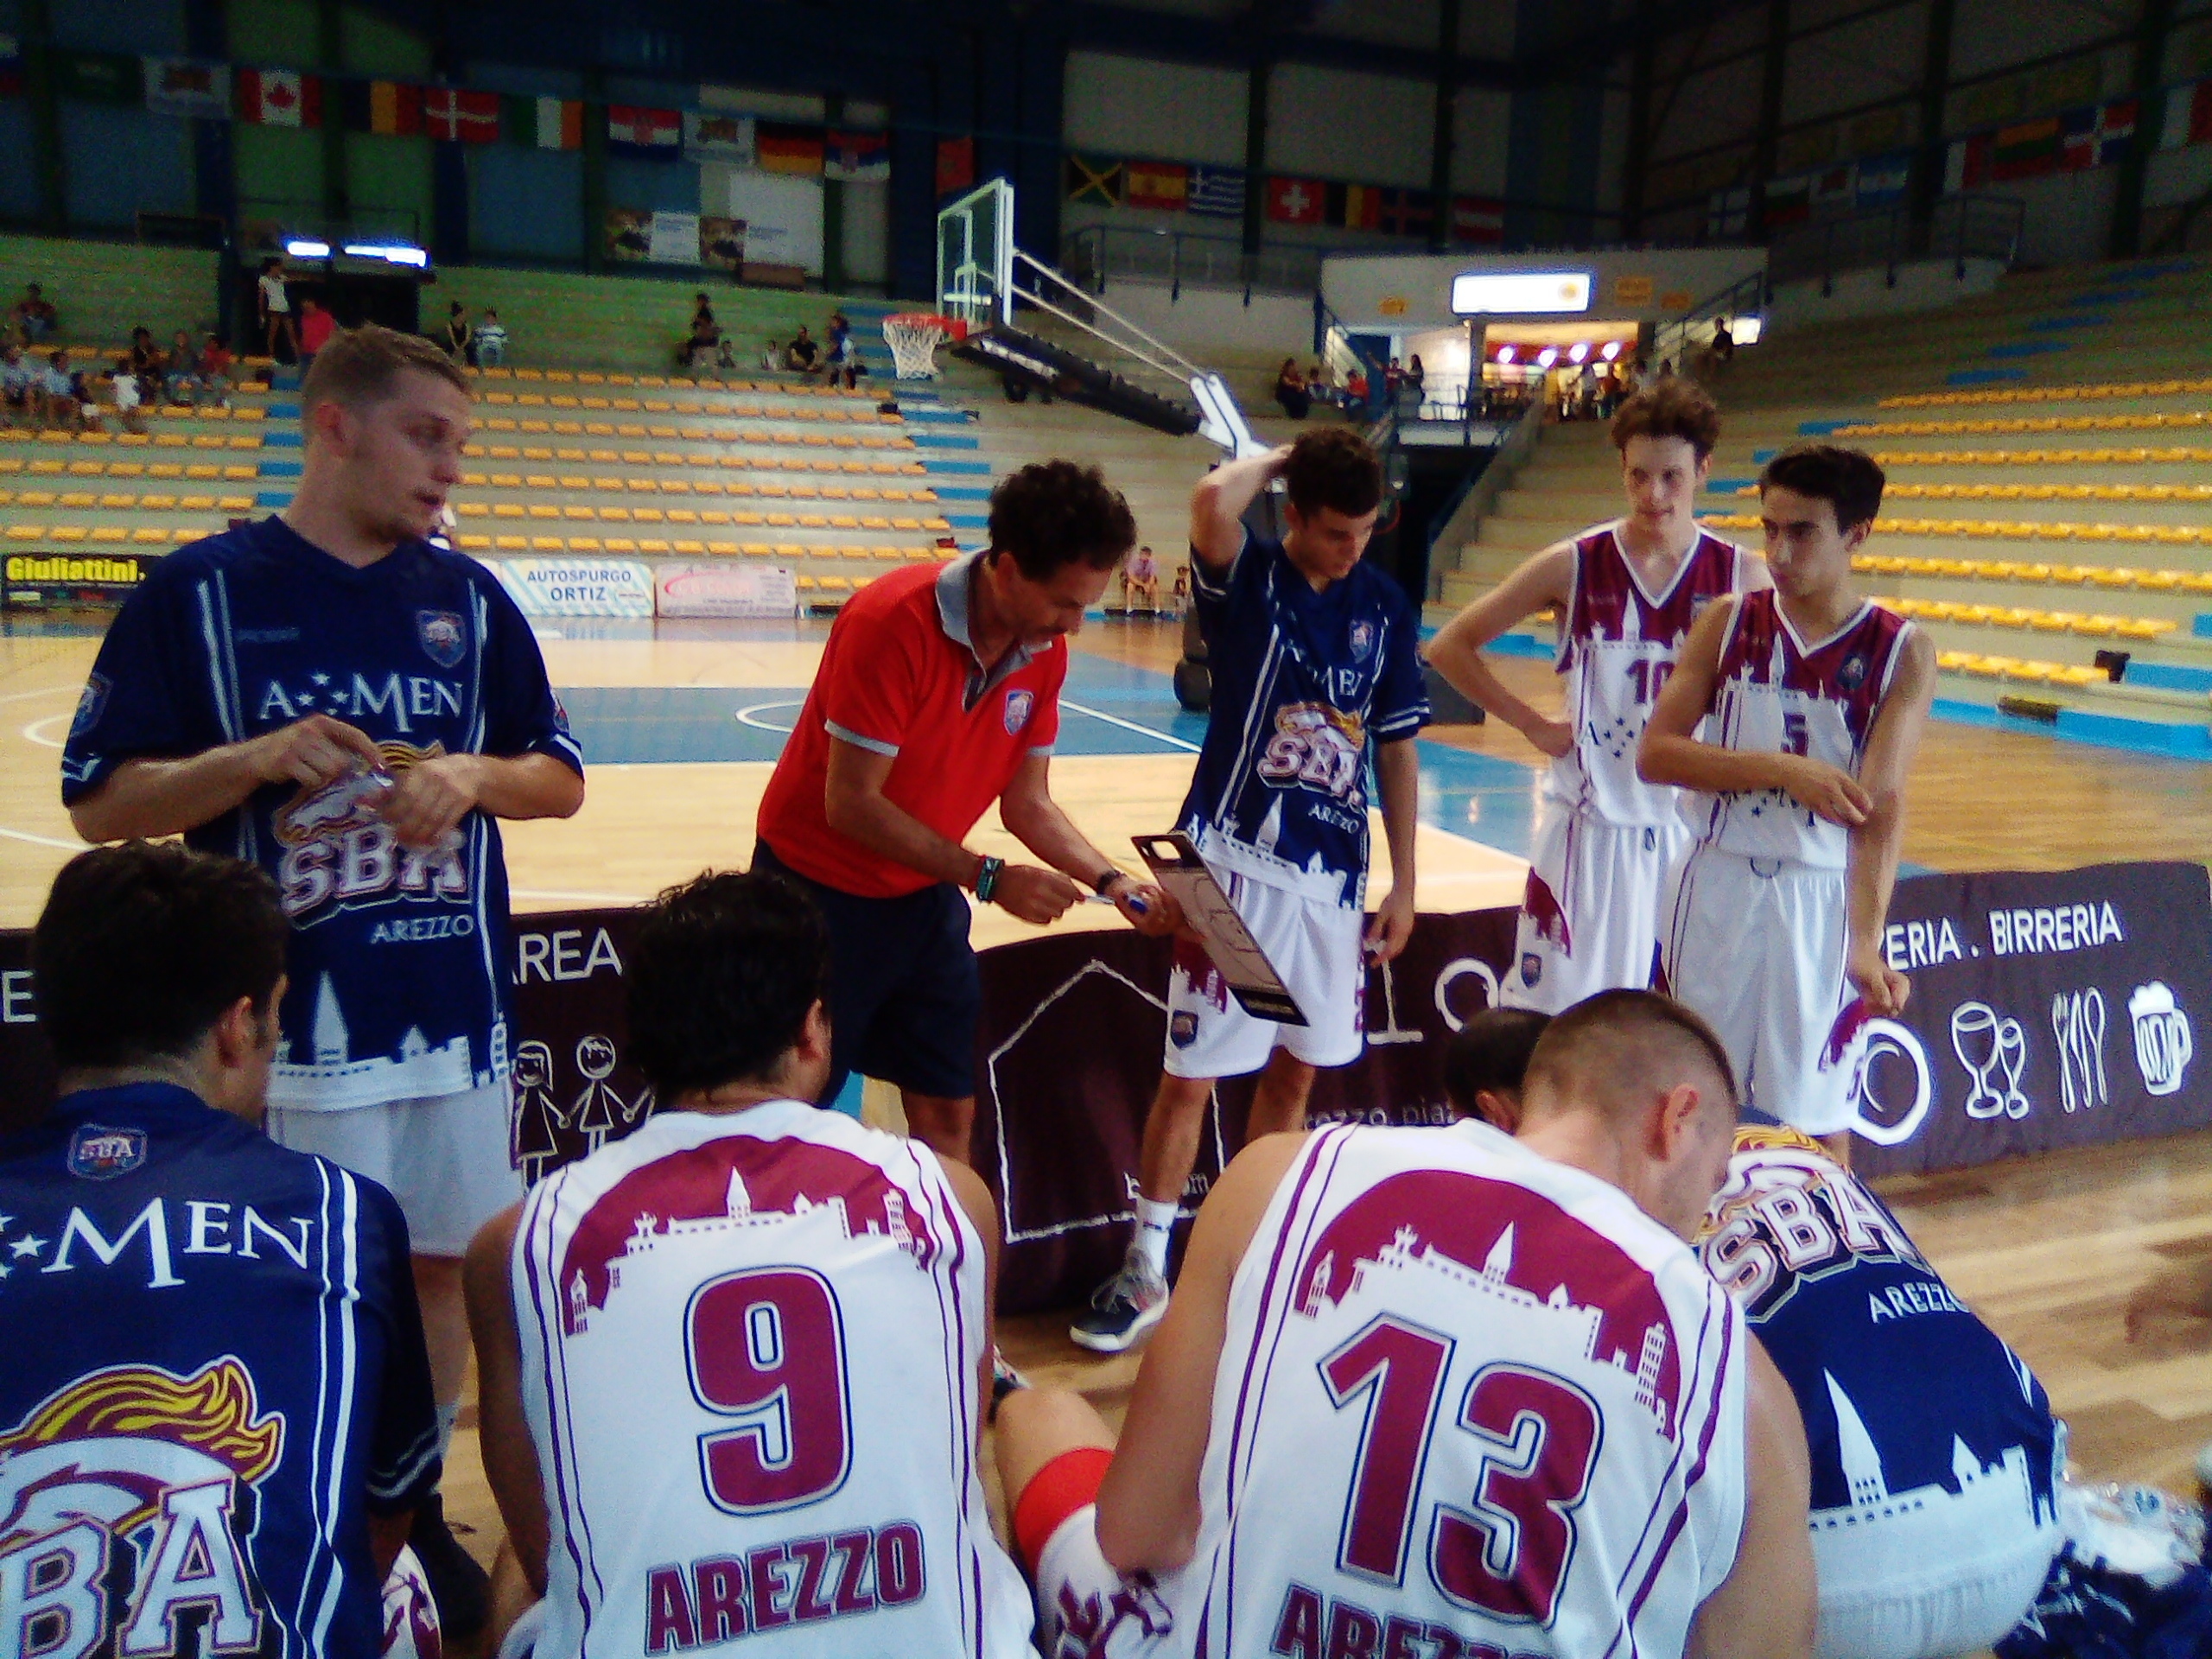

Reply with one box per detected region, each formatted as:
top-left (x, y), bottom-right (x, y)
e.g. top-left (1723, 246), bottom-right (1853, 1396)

top-left (753, 841), bottom-right (980, 1102)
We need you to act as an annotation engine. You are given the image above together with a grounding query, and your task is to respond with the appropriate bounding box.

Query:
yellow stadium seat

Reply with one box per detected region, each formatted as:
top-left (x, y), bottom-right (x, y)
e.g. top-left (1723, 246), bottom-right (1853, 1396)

top-left (2024, 611), bottom-right (2071, 631)
top-left (2114, 618), bottom-right (2178, 639)
top-left (2001, 661), bottom-right (2056, 683)
top-left (2068, 614), bottom-right (2120, 637)
top-left (2139, 570), bottom-right (2186, 590)
top-left (130, 527), bottom-right (166, 543)
top-left (3, 524), bottom-right (44, 541)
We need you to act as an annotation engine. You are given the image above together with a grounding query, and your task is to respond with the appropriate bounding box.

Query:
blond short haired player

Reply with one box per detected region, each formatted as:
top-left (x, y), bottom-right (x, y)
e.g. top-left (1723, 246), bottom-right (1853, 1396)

top-left (1003, 991), bottom-right (1815, 1659)
top-left (1428, 380), bottom-right (1766, 1013)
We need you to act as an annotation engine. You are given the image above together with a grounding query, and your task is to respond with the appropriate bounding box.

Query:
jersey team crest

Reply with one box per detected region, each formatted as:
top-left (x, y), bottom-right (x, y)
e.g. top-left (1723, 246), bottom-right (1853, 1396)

top-left (416, 610), bottom-right (466, 669)
top-left (1003, 688), bottom-right (1034, 735)
top-left (65, 1124), bottom-right (148, 1180)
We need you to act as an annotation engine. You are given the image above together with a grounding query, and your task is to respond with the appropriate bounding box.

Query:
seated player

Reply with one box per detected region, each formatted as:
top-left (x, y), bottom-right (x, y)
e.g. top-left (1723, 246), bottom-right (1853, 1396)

top-left (1121, 544), bottom-right (1161, 613)
top-left (0, 842), bottom-right (441, 1659)
top-left (466, 869), bottom-right (1037, 1658)
top-left (1001, 991), bottom-right (1815, 1659)
top-left (1701, 1122), bottom-right (2063, 1658)
top-left (1640, 444), bottom-right (1936, 1152)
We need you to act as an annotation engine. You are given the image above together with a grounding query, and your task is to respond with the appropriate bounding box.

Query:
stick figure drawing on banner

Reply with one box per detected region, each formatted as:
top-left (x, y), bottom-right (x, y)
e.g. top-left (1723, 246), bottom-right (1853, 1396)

top-left (572, 1033), bottom-right (630, 1152)
top-left (1952, 1001), bottom-right (2031, 1121)
top-left (510, 1039), bottom-right (568, 1182)
top-left (2051, 988), bottom-right (2108, 1113)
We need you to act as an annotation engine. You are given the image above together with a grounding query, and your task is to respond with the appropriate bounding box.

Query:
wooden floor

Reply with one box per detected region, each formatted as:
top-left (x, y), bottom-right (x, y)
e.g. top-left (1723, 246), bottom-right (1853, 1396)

top-left (7, 613), bottom-right (2212, 1590)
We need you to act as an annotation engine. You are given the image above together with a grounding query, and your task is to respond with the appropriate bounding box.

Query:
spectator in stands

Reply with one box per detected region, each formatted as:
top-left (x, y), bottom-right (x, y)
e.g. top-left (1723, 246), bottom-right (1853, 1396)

top-left (297, 296), bottom-right (336, 376)
top-left (38, 349), bottom-right (82, 428)
top-left (258, 257), bottom-right (298, 364)
top-left (164, 327), bottom-right (202, 404)
top-left (759, 336), bottom-right (782, 372)
top-left (105, 356), bottom-right (149, 435)
top-left (1, 342), bottom-right (31, 427)
top-left (197, 332), bottom-right (237, 408)
top-left (1712, 318), bottom-right (1736, 364)
top-left (442, 301), bottom-right (472, 365)
top-left (715, 335), bottom-right (737, 372)
top-left (1273, 357), bottom-right (1310, 420)
top-left (10, 281), bottom-right (57, 343)
top-left (683, 293), bottom-right (720, 369)
top-left (824, 310), bottom-right (864, 390)
top-left (1122, 544), bottom-right (1161, 613)
top-left (1344, 364), bottom-right (1369, 408)
top-left (785, 324), bottom-right (822, 379)
top-left (471, 308), bottom-right (508, 369)
top-left (1577, 358), bottom-right (1600, 418)
top-left (1306, 359), bottom-right (1334, 408)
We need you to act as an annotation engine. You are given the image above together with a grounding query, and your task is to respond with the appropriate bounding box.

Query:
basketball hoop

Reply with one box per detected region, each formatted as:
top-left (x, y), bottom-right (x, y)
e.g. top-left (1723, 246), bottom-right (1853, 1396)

top-left (883, 312), bottom-right (965, 380)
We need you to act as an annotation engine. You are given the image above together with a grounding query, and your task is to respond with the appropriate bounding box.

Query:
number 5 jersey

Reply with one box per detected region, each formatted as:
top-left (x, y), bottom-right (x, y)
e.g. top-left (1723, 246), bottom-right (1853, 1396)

top-left (507, 1101), bottom-right (1036, 1659)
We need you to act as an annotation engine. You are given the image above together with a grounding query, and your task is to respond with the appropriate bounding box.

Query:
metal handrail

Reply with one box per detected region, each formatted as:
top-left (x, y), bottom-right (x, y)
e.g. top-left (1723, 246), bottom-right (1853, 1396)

top-left (1765, 193), bottom-right (2024, 294)
top-left (1061, 224), bottom-right (1340, 300)
top-left (1650, 271), bottom-right (1768, 373)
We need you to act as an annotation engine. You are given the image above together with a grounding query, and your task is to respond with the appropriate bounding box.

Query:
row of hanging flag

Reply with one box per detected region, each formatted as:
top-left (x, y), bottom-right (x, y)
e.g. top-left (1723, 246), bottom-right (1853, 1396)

top-left (1066, 153), bottom-right (1504, 243)
top-left (0, 42), bottom-right (891, 178)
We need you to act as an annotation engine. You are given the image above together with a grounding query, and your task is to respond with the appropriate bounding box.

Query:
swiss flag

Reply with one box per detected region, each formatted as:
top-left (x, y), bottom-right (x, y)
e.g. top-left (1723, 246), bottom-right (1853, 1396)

top-left (237, 68), bottom-right (321, 128)
top-left (425, 88), bottom-right (500, 143)
top-left (1268, 175), bottom-right (1324, 226)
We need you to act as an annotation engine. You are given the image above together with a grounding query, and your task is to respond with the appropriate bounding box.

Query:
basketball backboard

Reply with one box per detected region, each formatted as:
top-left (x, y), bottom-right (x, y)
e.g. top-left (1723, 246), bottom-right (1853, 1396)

top-left (937, 177), bottom-right (1014, 331)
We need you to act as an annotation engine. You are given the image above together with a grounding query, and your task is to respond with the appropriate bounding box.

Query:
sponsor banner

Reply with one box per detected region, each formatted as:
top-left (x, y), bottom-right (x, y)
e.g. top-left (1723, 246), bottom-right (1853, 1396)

top-left (1847, 862), bottom-right (2212, 1177)
top-left (493, 557), bottom-right (654, 618)
top-left (654, 562), bottom-right (797, 619)
top-left (4, 552), bottom-right (155, 609)
top-left (645, 209), bottom-right (701, 266)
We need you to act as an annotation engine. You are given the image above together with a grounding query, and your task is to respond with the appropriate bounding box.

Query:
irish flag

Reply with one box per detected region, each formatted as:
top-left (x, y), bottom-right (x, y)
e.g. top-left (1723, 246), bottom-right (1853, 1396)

top-left (508, 95), bottom-right (582, 150)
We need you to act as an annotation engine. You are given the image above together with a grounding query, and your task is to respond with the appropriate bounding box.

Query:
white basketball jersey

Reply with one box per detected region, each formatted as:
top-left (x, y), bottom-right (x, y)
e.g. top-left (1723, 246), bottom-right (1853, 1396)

top-left (1546, 524), bottom-right (1748, 828)
top-left (511, 1100), bottom-right (1036, 1659)
top-left (1173, 1121), bottom-right (1749, 1659)
top-left (1692, 591), bottom-right (1915, 870)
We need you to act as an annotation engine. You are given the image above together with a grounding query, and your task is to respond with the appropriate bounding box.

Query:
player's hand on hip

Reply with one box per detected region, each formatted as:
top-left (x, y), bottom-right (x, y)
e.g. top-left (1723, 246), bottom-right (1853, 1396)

top-left (992, 864), bottom-right (1085, 925)
top-left (377, 753), bottom-right (483, 849)
top-left (1779, 757), bottom-right (1872, 826)
top-left (1525, 716), bottom-right (1574, 760)
top-left (1364, 887), bottom-right (1417, 964)
top-left (249, 715), bottom-right (385, 789)
top-left (1847, 946), bottom-right (1909, 1017)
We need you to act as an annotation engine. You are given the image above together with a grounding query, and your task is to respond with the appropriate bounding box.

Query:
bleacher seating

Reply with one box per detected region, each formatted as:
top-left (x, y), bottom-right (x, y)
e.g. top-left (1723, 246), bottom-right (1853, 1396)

top-left (1429, 255), bottom-right (2212, 746)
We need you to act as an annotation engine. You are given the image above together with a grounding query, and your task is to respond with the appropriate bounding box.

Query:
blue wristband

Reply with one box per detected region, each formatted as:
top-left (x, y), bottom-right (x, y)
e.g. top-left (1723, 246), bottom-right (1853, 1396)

top-left (976, 855), bottom-right (1004, 904)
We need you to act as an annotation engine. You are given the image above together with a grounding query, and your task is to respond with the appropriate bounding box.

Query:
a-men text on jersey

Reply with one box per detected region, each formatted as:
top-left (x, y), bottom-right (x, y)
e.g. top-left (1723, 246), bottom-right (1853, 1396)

top-left (59, 519), bottom-right (582, 1109)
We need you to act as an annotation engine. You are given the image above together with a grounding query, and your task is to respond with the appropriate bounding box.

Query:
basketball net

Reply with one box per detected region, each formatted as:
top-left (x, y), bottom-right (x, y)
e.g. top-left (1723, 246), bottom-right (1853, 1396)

top-left (882, 314), bottom-right (950, 380)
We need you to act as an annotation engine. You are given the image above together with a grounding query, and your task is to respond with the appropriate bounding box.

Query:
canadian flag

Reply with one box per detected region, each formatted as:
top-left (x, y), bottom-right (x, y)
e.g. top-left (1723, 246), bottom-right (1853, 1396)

top-left (237, 67), bottom-right (320, 128)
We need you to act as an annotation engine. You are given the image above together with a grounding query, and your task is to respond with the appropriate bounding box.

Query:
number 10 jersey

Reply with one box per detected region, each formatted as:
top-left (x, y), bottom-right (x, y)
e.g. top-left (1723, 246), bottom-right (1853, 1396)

top-left (510, 1101), bottom-right (1035, 1659)
top-left (1181, 1121), bottom-right (1749, 1659)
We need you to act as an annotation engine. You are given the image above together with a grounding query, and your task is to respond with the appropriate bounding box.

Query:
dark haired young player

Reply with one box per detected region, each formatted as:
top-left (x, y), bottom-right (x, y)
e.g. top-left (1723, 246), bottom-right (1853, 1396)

top-left (0, 842), bottom-right (441, 1659)
top-left (466, 869), bottom-right (1036, 1659)
top-left (1428, 378), bottom-right (1764, 1012)
top-left (1073, 428), bottom-right (1428, 1352)
top-left (1641, 443), bottom-right (1937, 1150)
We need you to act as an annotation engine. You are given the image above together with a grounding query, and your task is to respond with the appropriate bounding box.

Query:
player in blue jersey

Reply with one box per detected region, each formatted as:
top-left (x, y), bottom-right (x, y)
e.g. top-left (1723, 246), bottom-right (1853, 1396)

top-left (0, 842), bottom-right (442, 1659)
top-left (1072, 429), bottom-right (1428, 1352)
top-left (58, 324), bottom-right (585, 1633)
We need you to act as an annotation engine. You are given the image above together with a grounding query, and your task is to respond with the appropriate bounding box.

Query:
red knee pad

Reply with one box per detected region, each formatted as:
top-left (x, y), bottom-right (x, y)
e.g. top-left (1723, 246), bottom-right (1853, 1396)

top-left (1014, 1446), bottom-right (1116, 1573)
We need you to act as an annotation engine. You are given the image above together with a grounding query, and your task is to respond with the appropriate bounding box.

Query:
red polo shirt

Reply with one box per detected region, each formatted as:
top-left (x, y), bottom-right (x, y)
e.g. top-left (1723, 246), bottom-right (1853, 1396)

top-left (757, 556), bottom-right (1065, 897)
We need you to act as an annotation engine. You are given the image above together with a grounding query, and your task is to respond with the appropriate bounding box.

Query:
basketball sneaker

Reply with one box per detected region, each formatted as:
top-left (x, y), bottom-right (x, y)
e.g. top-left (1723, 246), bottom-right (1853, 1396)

top-left (1069, 1246), bottom-right (1169, 1353)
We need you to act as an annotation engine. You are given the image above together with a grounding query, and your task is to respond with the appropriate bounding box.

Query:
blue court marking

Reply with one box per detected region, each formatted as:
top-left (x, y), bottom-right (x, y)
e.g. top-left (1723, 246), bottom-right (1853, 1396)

top-left (1986, 340), bottom-right (2068, 359)
top-left (1945, 368), bottom-right (2027, 385)
top-left (1930, 696), bottom-right (2212, 760)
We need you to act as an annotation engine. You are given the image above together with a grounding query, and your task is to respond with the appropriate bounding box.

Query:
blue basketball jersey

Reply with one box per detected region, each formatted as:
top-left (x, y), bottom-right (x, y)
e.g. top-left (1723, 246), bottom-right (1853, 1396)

top-left (60, 519), bottom-right (584, 1110)
top-left (1179, 531), bottom-right (1428, 908)
top-left (1699, 1127), bottom-right (2060, 1527)
top-left (0, 1083), bottom-right (440, 1659)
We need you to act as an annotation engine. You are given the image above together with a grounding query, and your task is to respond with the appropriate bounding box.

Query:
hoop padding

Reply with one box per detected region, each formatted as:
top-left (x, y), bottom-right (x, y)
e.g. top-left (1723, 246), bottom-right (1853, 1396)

top-left (883, 313), bottom-right (951, 379)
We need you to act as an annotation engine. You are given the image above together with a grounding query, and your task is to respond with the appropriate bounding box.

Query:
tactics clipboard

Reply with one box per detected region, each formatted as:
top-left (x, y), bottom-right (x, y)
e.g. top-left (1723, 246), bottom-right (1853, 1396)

top-left (1134, 833), bottom-right (1307, 1026)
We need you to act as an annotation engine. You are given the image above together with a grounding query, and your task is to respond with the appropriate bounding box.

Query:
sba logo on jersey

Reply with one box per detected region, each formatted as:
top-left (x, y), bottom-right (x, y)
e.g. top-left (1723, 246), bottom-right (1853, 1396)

top-left (1256, 702), bottom-right (1364, 800)
top-left (0, 1357), bottom-right (283, 1659)
top-left (275, 741), bottom-right (470, 924)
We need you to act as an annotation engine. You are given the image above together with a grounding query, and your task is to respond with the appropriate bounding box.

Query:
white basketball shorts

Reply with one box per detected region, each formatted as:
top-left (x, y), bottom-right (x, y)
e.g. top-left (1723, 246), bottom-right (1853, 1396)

top-left (1035, 1507), bottom-right (1179, 1659)
top-left (269, 1078), bottom-right (522, 1255)
top-left (1813, 1503), bottom-right (2061, 1659)
top-left (1503, 801), bottom-right (1688, 1013)
top-left (1660, 843), bottom-right (1857, 1135)
top-left (1161, 868), bottom-right (1367, 1080)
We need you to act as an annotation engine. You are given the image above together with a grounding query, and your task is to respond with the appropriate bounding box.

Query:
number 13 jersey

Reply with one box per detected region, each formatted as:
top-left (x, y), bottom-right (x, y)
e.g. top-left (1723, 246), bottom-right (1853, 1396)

top-left (1547, 524), bottom-right (1750, 828)
top-left (510, 1101), bottom-right (1035, 1659)
top-left (1180, 1120), bottom-right (1748, 1659)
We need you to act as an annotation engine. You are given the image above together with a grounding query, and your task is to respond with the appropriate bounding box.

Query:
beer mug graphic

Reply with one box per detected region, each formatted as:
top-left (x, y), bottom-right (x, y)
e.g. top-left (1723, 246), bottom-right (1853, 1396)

top-left (2129, 982), bottom-right (2194, 1098)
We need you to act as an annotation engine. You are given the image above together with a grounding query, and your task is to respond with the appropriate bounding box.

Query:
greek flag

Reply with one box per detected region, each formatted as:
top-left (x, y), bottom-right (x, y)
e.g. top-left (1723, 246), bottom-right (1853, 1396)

top-left (1189, 166), bottom-right (1245, 219)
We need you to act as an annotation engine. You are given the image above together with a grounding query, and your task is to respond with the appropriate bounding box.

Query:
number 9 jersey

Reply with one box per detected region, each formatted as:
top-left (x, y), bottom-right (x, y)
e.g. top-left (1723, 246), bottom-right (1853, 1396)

top-left (1174, 1120), bottom-right (1748, 1659)
top-left (509, 1101), bottom-right (1037, 1658)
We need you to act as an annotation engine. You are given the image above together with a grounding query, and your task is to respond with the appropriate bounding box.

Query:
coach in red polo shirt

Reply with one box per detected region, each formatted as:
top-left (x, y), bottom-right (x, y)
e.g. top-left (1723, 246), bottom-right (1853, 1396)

top-left (756, 460), bottom-right (1178, 1162)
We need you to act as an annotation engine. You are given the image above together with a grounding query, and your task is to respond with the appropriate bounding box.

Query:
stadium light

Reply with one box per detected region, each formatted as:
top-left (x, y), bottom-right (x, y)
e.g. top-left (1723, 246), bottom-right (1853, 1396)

top-left (1495, 345), bottom-right (1516, 365)
top-left (343, 243), bottom-right (430, 268)
top-left (1600, 340), bottom-right (1623, 360)
top-left (1733, 315), bottom-right (1764, 344)
top-left (284, 238), bottom-right (331, 258)
top-left (1451, 270), bottom-right (1592, 316)
top-left (1536, 347), bottom-right (1559, 368)
top-left (1568, 342), bottom-right (1590, 364)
